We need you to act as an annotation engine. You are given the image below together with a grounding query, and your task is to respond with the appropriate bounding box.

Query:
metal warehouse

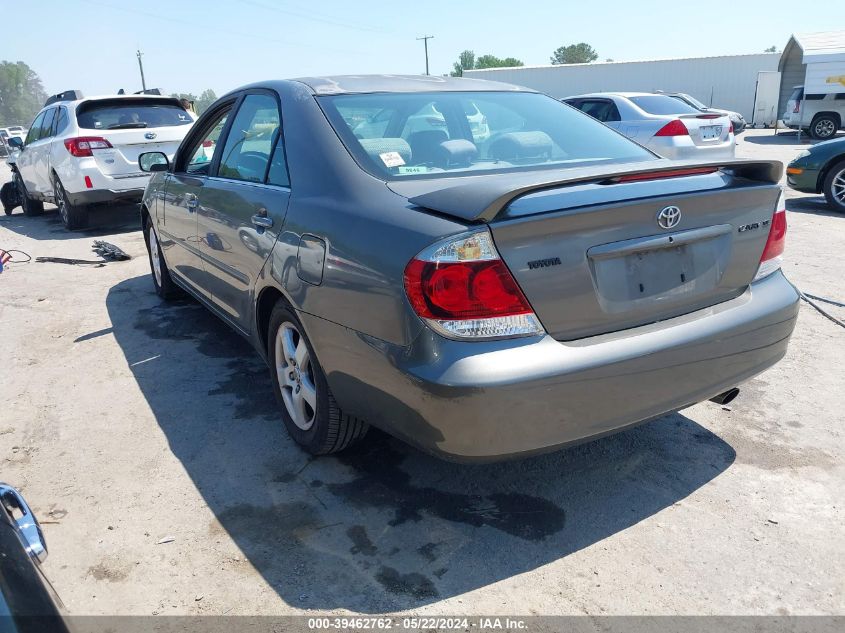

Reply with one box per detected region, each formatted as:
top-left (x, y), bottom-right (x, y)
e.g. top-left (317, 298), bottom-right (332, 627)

top-left (464, 53), bottom-right (779, 123)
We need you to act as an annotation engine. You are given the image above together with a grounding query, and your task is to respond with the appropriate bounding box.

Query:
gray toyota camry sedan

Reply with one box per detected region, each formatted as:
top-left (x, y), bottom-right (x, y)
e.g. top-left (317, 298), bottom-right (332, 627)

top-left (138, 75), bottom-right (798, 462)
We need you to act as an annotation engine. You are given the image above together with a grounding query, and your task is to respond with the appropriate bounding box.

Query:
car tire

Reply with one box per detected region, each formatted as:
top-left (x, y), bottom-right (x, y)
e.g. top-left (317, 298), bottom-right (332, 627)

top-left (52, 177), bottom-right (88, 230)
top-left (810, 115), bottom-right (838, 140)
top-left (15, 172), bottom-right (44, 217)
top-left (268, 301), bottom-right (368, 455)
top-left (822, 159), bottom-right (845, 212)
top-left (144, 217), bottom-right (183, 299)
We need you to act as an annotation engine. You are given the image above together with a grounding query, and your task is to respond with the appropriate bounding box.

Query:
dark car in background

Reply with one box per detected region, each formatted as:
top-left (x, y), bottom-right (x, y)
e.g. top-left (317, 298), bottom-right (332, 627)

top-left (787, 137), bottom-right (845, 211)
top-left (138, 75), bottom-right (798, 462)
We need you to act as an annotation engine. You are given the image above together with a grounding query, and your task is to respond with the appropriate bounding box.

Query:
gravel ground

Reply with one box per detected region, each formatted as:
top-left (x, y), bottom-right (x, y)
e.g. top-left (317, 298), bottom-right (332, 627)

top-left (0, 129), bottom-right (843, 617)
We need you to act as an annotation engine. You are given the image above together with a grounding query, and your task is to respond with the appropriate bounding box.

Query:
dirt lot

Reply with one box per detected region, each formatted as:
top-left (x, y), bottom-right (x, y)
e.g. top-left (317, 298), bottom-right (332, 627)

top-left (0, 129), bottom-right (843, 617)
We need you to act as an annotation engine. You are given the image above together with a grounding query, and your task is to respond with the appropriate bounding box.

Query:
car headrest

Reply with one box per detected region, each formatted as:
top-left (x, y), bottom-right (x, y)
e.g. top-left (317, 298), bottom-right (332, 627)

top-left (489, 131), bottom-right (554, 162)
top-left (435, 139), bottom-right (478, 168)
top-left (359, 138), bottom-right (412, 167)
top-left (407, 130), bottom-right (449, 165)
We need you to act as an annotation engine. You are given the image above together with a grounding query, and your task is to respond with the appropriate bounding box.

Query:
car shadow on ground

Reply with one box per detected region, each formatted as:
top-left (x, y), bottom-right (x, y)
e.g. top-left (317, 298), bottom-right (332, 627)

top-left (740, 130), bottom-right (844, 146)
top-left (786, 196), bottom-right (840, 217)
top-left (0, 203), bottom-right (139, 240)
top-left (105, 275), bottom-right (736, 612)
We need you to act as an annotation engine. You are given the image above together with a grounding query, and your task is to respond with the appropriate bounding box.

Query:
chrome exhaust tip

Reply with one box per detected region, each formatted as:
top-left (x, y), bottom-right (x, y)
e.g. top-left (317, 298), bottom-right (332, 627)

top-left (709, 387), bottom-right (740, 406)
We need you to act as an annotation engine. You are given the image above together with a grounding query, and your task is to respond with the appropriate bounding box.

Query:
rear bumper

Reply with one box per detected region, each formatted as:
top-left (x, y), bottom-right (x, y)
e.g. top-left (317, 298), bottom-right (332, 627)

top-left (304, 271), bottom-right (799, 462)
top-left (67, 188), bottom-right (145, 207)
top-left (645, 136), bottom-right (736, 160)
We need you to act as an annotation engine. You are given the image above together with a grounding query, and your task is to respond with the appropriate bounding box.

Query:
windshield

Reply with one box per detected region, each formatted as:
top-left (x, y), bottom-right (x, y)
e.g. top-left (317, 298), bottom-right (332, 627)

top-left (676, 93), bottom-right (708, 110)
top-left (629, 95), bottom-right (700, 115)
top-left (76, 98), bottom-right (193, 130)
top-left (320, 91), bottom-right (655, 179)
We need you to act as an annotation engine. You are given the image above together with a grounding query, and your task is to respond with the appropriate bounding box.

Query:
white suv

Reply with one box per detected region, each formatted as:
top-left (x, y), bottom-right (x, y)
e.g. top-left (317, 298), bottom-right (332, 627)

top-left (782, 85), bottom-right (845, 140)
top-left (7, 91), bottom-right (194, 229)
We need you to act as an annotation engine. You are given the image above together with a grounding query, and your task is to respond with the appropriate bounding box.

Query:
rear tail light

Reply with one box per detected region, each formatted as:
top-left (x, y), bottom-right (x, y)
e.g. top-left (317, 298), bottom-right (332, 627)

top-left (793, 102), bottom-right (800, 113)
top-left (696, 114), bottom-right (721, 119)
top-left (403, 230), bottom-right (544, 339)
top-left (202, 140), bottom-right (214, 148)
top-left (654, 119), bottom-right (689, 137)
top-left (729, 122), bottom-right (734, 134)
top-left (753, 192), bottom-right (787, 281)
top-left (64, 136), bottom-right (112, 157)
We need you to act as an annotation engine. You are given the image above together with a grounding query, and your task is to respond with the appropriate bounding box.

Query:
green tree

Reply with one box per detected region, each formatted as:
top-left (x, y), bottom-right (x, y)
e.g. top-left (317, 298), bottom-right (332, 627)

top-left (451, 50), bottom-right (523, 76)
top-left (170, 92), bottom-right (198, 104)
top-left (550, 43), bottom-right (599, 65)
top-left (195, 89), bottom-right (217, 115)
top-left (0, 61), bottom-right (48, 126)
top-left (764, 45), bottom-right (778, 53)
top-left (451, 50), bottom-right (476, 77)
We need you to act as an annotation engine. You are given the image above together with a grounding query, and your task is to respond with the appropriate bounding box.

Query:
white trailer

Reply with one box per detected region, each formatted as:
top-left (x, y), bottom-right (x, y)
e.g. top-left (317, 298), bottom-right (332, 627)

top-left (464, 53), bottom-right (779, 121)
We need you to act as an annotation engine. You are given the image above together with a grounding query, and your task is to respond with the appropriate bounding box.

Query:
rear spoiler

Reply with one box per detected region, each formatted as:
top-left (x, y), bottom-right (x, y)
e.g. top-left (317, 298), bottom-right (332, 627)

top-left (392, 159), bottom-right (782, 223)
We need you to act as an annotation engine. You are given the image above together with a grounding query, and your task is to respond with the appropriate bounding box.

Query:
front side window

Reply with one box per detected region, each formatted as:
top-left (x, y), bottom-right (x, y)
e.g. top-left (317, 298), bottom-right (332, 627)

top-left (320, 91), bottom-right (654, 179)
top-left (179, 107), bottom-right (231, 174)
top-left (24, 112), bottom-right (46, 144)
top-left (76, 98), bottom-right (193, 130)
top-left (217, 94), bottom-right (280, 183)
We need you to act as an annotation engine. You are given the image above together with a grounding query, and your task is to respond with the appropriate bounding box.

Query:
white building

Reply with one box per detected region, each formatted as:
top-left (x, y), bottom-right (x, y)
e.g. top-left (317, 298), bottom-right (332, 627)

top-left (464, 53), bottom-right (779, 122)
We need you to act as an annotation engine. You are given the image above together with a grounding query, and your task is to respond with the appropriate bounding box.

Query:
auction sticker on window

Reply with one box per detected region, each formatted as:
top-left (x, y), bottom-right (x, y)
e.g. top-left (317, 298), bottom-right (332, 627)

top-left (379, 151), bottom-right (405, 167)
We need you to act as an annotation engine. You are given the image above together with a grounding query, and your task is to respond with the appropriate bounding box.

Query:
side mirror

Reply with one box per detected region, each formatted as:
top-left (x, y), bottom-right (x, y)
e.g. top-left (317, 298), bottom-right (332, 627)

top-left (139, 151), bottom-right (169, 173)
top-left (0, 484), bottom-right (48, 563)
top-left (7, 137), bottom-right (23, 149)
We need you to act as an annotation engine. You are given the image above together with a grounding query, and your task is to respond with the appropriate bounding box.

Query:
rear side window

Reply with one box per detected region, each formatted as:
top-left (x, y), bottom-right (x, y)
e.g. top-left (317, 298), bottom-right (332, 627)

top-left (76, 98), bottom-right (193, 130)
top-left (217, 94), bottom-right (280, 183)
top-left (578, 99), bottom-right (621, 123)
top-left (836, 93), bottom-right (845, 100)
top-left (628, 95), bottom-right (700, 115)
top-left (804, 94), bottom-right (825, 100)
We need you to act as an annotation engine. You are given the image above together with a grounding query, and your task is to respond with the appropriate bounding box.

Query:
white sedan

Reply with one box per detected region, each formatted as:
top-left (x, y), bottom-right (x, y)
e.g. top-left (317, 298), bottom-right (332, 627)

top-left (563, 92), bottom-right (735, 160)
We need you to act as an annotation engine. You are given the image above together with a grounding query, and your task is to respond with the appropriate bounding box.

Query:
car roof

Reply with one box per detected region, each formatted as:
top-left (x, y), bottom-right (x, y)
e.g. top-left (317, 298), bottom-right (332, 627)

top-left (44, 94), bottom-right (181, 109)
top-left (566, 92), bottom-right (661, 99)
top-left (287, 74), bottom-right (532, 96)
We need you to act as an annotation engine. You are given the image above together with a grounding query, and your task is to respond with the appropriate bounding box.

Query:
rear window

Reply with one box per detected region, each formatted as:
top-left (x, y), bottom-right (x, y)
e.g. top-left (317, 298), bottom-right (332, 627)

top-left (789, 87), bottom-right (804, 101)
top-left (320, 91), bottom-right (655, 180)
top-left (628, 95), bottom-right (700, 115)
top-left (76, 98), bottom-right (193, 130)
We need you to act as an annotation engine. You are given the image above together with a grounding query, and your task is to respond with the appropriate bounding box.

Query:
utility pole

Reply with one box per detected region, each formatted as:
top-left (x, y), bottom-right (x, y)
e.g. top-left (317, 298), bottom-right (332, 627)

top-left (136, 49), bottom-right (147, 92)
top-left (416, 35), bottom-right (434, 75)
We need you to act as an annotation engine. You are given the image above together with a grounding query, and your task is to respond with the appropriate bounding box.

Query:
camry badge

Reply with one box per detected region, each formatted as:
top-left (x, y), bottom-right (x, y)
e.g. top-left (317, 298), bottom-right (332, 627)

top-left (144, 132), bottom-right (157, 140)
top-left (657, 206), bottom-right (681, 230)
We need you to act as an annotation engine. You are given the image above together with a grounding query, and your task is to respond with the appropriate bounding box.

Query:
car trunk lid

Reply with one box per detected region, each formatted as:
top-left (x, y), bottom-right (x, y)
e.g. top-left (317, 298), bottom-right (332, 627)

top-left (91, 127), bottom-right (187, 177)
top-left (393, 159), bottom-right (782, 340)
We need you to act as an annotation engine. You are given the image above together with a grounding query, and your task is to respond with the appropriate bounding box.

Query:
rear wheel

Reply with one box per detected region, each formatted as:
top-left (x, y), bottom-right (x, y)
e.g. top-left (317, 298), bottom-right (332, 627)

top-left (144, 217), bottom-right (182, 299)
top-left (268, 302), bottom-right (367, 455)
top-left (53, 177), bottom-right (88, 230)
top-left (810, 115), bottom-right (838, 140)
top-left (823, 160), bottom-right (845, 212)
top-left (15, 172), bottom-right (44, 217)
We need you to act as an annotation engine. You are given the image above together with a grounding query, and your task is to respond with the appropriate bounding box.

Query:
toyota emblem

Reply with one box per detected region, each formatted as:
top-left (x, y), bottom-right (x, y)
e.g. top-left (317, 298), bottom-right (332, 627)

top-left (656, 206), bottom-right (681, 230)
top-left (144, 132), bottom-right (157, 140)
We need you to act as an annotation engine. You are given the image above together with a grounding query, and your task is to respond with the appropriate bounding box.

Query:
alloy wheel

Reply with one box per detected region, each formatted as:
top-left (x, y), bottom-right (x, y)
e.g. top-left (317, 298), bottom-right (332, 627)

top-left (54, 181), bottom-right (68, 224)
top-left (832, 167), bottom-right (845, 205)
top-left (148, 227), bottom-right (163, 287)
top-left (274, 322), bottom-right (317, 431)
top-left (814, 119), bottom-right (835, 138)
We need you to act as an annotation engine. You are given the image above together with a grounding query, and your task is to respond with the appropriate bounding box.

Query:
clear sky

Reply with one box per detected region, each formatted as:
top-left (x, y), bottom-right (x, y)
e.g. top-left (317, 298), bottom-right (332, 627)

top-left (4, 0), bottom-right (842, 97)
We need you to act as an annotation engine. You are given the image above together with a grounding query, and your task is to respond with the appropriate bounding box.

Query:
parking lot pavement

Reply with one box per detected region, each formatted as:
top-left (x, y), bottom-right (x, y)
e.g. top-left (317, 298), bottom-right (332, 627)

top-left (0, 130), bottom-right (843, 616)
